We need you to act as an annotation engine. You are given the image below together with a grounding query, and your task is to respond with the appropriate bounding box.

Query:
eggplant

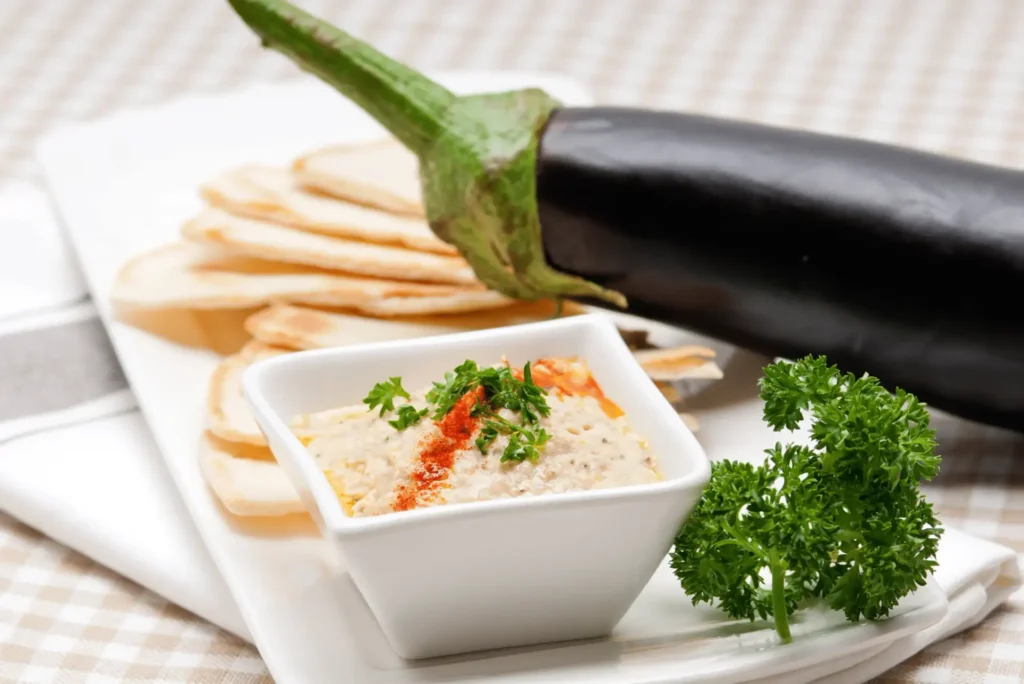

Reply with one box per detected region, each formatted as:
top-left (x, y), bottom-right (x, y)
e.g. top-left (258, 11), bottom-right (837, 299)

top-left (536, 107), bottom-right (1024, 431)
top-left (228, 0), bottom-right (1024, 432)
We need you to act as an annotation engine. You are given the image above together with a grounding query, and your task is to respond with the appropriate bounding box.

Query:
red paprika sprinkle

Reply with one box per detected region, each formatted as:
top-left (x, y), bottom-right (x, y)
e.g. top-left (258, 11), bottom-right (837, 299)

top-left (392, 387), bottom-right (484, 511)
top-left (513, 357), bottom-right (624, 419)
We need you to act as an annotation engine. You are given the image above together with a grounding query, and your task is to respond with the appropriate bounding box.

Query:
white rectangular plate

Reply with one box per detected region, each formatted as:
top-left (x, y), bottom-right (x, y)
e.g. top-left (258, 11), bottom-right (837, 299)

top-left (37, 71), bottom-right (945, 684)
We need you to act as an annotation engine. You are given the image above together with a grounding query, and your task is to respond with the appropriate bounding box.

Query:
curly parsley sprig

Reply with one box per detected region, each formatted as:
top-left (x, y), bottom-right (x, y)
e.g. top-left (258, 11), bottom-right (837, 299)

top-left (362, 377), bottom-right (410, 416)
top-left (361, 360), bottom-right (551, 463)
top-left (670, 355), bottom-right (943, 644)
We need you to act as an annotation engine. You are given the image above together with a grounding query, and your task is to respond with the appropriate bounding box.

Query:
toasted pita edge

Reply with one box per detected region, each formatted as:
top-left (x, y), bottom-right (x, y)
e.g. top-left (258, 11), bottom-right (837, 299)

top-left (354, 290), bottom-right (514, 317)
top-left (198, 433), bottom-right (305, 516)
top-left (635, 345), bottom-right (724, 381)
top-left (181, 207), bottom-right (477, 286)
top-left (114, 239), bottom-right (419, 311)
top-left (292, 139), bottom-right (426, 218)
top-left (295, 164), bottom-right (426, 219)
top-left (239, 337), bottom-right (295, 358)
top-left (200, 164), bottom-right (449, 254)
top-left (243, 305), bottom-right (316, 351)
top-left (244, 302), bottom-right (550, 353)
top-left (111, 241), bottom-right (255, 310)
top-left (678, 413), bottom-right (700, 432)
top-left (207, 349), bottom-right (287, 446)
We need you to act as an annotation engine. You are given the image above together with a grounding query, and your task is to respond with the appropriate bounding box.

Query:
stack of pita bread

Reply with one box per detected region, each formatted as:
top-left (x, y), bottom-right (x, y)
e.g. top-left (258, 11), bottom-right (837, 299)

top-left (111, 137), bottom-right (724, 520)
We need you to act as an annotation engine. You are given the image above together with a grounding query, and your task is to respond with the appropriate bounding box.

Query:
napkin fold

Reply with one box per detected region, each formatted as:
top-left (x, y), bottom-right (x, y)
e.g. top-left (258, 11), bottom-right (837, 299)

top-left (1, 179), bottom-right (1020, 683)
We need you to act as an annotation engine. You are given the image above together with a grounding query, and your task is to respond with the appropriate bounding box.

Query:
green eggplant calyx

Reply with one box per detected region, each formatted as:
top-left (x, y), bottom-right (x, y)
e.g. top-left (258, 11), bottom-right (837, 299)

top-left (424, 90), bottom-right (628, 307)
top-left (226, 0), bottom-right (628, 309)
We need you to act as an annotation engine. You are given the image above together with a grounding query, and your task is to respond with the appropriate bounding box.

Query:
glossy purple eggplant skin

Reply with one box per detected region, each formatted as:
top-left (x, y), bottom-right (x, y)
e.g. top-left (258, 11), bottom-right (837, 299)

top-left (536, 106), bottom-right (1024, 432)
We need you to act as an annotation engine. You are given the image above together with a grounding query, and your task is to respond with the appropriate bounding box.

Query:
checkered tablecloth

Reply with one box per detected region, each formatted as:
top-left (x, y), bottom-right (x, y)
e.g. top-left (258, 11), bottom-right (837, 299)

top-left (4, 0), bottom-right (1024, 681)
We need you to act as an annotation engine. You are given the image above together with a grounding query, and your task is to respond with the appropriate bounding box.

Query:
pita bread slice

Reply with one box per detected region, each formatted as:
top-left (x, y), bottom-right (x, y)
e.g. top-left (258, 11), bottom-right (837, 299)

top-left (633, 345), bottom-right (724, 381)
top-left (199, 433), bottom-right (305, 516)
top-left (244, 301), bottom-right (580, 351)
top-left (208, 345), bottom-right (343, 447)
top-left (354, 290), bottom-right (515, 317)
top-left (111, 241), bottom-right (511, 315)
top-left (182, 208), bottom-right (478, 285)
top-left (207, 347), bottom-right (288, 445)
top-left (201, 164), bottom-right (448, 253)
top-left (293, 138), bottom-right (425, 218)
top-left (239, 338), bottom-right (293, 360)
top-left (244, 305), bottom-right (723, 379)
top-left (678, 412), bottom-right (700, 432)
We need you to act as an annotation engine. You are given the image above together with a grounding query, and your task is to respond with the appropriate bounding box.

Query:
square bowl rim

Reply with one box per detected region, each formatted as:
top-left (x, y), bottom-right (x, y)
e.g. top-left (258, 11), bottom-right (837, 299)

top-left (242, 313), bottom-right (712, 537)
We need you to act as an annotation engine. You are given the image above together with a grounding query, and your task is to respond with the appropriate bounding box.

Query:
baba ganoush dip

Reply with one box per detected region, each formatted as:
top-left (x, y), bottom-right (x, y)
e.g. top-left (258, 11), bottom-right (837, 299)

top-left (293, 357), bottom-right (660, 517)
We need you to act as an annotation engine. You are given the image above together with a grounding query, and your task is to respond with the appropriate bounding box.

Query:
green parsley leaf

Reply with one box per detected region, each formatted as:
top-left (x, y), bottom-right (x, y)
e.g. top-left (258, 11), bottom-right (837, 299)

top-left (501, 426), bottom-right (551, 463)
top-left (362, 376), bottom-right (410, 416)
top-left (419, 359), bottom-right (553, 462)
top-left (670, 355), bottom-right (943, 644)
top-left (478, 362), bottom-right (549, 423)
top-left (475, 421), bottom-right (500, 454)
top-left (378, 359), bottom-right (553, 462)
top-left (426, 360), bottom-right (480, 420)
top-left (388, 404), bottom-right (428, 430)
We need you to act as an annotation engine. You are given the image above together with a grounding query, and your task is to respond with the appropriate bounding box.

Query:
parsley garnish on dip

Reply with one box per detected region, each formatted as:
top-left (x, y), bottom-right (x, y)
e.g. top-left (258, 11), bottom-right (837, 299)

top-left (295, 357), bottom-right (659, 516)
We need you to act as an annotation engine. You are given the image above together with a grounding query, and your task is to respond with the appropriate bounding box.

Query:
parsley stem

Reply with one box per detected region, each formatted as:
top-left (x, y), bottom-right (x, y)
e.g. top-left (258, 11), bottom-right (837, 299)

top-left (770, 558), bottom-right (792, 644)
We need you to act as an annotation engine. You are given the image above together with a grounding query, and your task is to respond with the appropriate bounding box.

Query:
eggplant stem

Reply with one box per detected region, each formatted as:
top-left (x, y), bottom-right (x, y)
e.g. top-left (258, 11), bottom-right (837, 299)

top-left (227, 0), bottom-right (454, 158)
top-left (227, 0), bottom-right (628, 309)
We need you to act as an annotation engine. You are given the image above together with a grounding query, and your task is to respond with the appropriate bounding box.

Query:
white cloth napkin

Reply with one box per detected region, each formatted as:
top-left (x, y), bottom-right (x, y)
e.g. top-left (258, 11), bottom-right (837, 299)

top-left (0, 179), bottom-right (1019, 682)
top-left (0, 180), bottom-right (249, 641)
top-left (0, 181), bottom-right (85, 319)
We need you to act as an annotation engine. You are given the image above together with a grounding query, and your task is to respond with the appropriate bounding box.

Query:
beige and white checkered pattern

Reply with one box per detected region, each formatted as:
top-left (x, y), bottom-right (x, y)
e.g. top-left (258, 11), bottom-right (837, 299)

top-left (0, 518), bottom-right (266, 684)
top-left (4, 0), bottom-right (1024, 681)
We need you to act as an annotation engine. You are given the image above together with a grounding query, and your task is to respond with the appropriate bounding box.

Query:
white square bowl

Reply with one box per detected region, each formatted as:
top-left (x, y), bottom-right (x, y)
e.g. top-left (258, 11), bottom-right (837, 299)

top-left (242, 313), bottom-right (711, 660)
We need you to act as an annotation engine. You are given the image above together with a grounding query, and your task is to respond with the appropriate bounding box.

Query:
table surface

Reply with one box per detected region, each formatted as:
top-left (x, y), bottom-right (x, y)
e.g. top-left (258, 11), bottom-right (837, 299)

top-left (4, 0), bottom-right (1024, 682)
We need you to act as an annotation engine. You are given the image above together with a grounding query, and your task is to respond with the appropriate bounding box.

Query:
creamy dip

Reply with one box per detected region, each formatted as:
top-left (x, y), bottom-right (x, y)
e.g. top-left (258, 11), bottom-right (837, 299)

top-left (294, 357), bottom-right (659, 517)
